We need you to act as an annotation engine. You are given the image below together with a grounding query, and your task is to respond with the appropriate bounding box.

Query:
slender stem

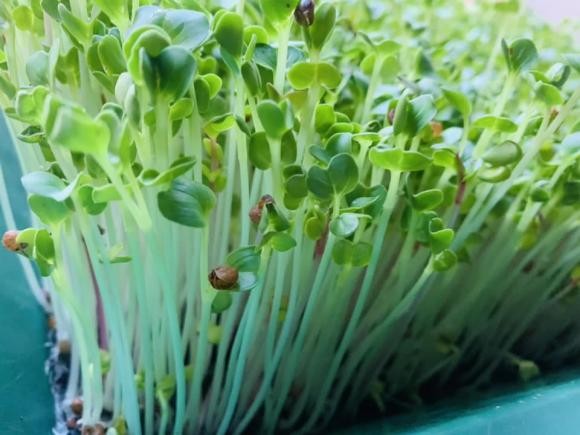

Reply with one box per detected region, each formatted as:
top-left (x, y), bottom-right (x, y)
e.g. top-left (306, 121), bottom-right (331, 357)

top-left (234, 208), bottom-right (307, 434)
top-left (217, 249), bottom-right (272, 435)
top-left (472, 73), bottom-right (516, 158)
top-left (361, 55), bottom-right (384, 123)
top-left (300, 169), bottom-right (402, 432)
top-left (274, 23), bottom-right (292, 94)
top-left (127, 234), bottom-right (155, 435)
top-left (187, 226), bottom-right (211, 431)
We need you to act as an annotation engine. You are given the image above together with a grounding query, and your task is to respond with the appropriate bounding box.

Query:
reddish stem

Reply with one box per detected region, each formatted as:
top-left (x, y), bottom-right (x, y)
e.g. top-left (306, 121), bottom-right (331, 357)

top-left (82, 237), bottom-right (108, 350)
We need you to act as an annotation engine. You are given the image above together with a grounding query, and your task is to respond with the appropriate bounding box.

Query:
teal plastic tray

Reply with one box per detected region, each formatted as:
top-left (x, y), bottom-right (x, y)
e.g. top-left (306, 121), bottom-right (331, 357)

top-left (0, 115), bottom-right (54, 434)
top-left (338, 373), bottom-right (580, 435)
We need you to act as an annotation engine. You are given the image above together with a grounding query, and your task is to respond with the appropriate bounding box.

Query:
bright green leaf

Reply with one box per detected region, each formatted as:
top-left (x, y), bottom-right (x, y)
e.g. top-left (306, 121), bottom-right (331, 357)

top-left (535, 82), bottom-right (564, 106)
top-left (413, 189), bottom-right (444, 211)
top-left (257, 100), bottom-right (288, 139)
top-left (441, 87), bottom-right (472, 118)
top-left (261, 232), bottom-right (297, 252)
top-left (330, 213), bottom-right (360, 238)
top-left (482, 140), bottom-right (522, 166)
top-left (226, 246), bottom-right (260, 272)
top-left (214, 12), bottom-right (244, 59)
top-left (28, 194), bottom-right (70, 225)
top-left (260, 0), bottom-right (300, 23)
top-left (308, 3), bottom-right (337, 51)
top-left (433, 249), bottom-right (458, 272)
top-left (288, 62), bottom-right (316, 90)
top-left (478, 166), bottom-right (511, 183)
top-left (472, 115), bottom-right (518, 133)
top-left (307, 166), bottom-right (333, 200)
top-left (328, 153), bottom-right (359, 194)
top-left (249, 132), bottom-right (272, 170)
top-left (157, 178), bottom-right (216, 227)
top-left (21, 172), bottom-right (79, 202)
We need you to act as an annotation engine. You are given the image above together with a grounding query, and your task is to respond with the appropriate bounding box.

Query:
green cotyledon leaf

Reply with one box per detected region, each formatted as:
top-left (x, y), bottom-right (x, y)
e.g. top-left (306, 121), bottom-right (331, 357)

top-left (158, 178), bottom-right (216, 227)
top-left (369, 148), bottom-right (432, 172)
top-left (260, 0), bottom-right (300, 23)
top-left (214, 12), bottom-right (244, 59)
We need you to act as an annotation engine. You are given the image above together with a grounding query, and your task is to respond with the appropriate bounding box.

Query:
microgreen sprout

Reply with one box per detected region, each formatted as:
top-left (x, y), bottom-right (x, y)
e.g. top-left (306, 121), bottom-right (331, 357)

top-left (0, 0), bottom-right (579, 434)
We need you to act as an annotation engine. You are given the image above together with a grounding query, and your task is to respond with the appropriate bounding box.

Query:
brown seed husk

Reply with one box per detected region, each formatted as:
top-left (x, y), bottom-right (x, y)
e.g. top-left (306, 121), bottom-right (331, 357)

top-left (209, 266), bottom-right (239, 290)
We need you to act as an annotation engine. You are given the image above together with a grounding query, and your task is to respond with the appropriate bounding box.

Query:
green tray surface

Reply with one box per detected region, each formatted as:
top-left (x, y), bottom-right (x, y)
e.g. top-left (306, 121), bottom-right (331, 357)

top-left (0, 114), bottom-right (54, 434)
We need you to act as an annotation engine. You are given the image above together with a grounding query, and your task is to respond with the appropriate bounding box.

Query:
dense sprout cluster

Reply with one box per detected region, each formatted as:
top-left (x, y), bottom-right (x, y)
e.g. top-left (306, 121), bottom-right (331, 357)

top-left (0, 0), bottom-right (579, 434)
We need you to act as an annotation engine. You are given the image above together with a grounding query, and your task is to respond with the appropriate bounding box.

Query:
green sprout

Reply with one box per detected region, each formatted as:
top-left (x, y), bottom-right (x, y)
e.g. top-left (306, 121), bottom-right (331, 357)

top-left (0, 0), bottom-right (579, 434)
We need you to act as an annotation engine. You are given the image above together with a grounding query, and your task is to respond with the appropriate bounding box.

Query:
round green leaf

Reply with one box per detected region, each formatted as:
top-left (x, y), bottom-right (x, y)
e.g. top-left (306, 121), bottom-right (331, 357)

top-left (241, 62), bottom-right (262, 95)
top-left (326, 133), bottom-right (354, 157)
top-left (78, 185), bottom-right (108, 215)
top-left (264, 202), bottom-right (291, 231)
top-left (288, 62), bottom-right (316, 90)
top-left (260, 0), bottom-right (300, 23)
top-left (98, 35), bottom-right (127, 76)
top-left (157, 179), bottom-right (216, 228)
top-left (413, 189), bottom-right (444, 211)
top-left (352, 242), bottom-right (373, 267)
top-left (328, 153), bottom-right (359, 195)
top-left (317, 62), bottom-right (341, 89)
top-left (58, 4), bottom-right (91, 45)
top-left (305, 215), bottom-right (326, 240)
top-left (441, 87), bottom-right (472, 118)
top-left (482, 140), bottom-right (522, 166)
top-left (257, 100), bottom-right (288, 139)
top-left (244, 25), bottom-right (269, 45)
top-left (28, 194), bottom-right (70, 225)
top-left (93, 0), bottom-right (127, 28)
top-left (330, 213), bottom-right (363, 238)
top-left (369, 148), bottom-right (432, 172)
top-left (285, 174), bottom-right (308, 198)
top-left (139, 157), bottom-right (196, 187)
top-left (505, 38), bottom-right (538, 73)
top-left (472, 115), bottom-right (518, 133)
top-left (430, 223), bottom-right (455, 254)
top-left (47, 104), bottom-right (110, 156)
top-left (21, 172), bottom-right (78, 202)
top-left (307, 166), bottom-right (333, 200)
top-left (129, 7), bottom-right (210, 52)
top-left (212, 292), bottom-right (233, 314)
top-left (203, 74), bottom-right (222, 98)
top-left (432, 149), bottom-right (457, 169)
top-left (249, 132), bottom-right (272, 170)
top-left (170, 98), bottom-right (195, 121)
top-left (226, 246), bottom-right (261, 272)
top-left (156, 46), bottom-right (197, 102)
top-left (308, 3), bottom-right (337, 51)
top-left (410, 95), bottom-right (437, 133)
top-left (478, 166), bottom-right (511, 183)
top-left (393, 96), bottom-right (411, 136)
top-left (315, 104), bottom-right (336, 134)
top-left (332, 239), bottom-right (353, 265)
top-left (535, 82), bottom-right (564, 106)
top-left (433, 249), bottom-right (458, 272)
top-left (261, 232), bottom-right (297, 252)
top-left (214, 12), bottom-right (244, 59)
top-left (204, 113), bottom-right (236, 138)
top-left (12, 5), bottom-right (35, 32)
top-left (26, 51), bottom-right (50, 86)
top-left (400, 151), bottom-right (432, 171)
top-left (547, 63), bottom-right (571, 88)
